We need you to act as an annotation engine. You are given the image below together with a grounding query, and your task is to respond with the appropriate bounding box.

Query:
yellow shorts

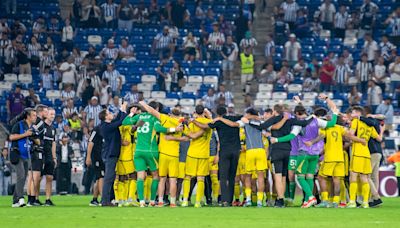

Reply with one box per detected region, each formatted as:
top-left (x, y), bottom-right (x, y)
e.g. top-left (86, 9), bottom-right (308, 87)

top-left (245, 148), bottom-right (268, 173)
top-left (350, 156), bottom-right (372, 175)
top-left (344, 151), bottom-right (349, 176)
top-left (209, 156), bottom-right (219, 172)
top-left (267, 160), bottom-right (272, 171)
top-left (115, 160), bottom-right (134, 175)
top-left (185, 156), bottom-right (209, 177)
top-left (178, 162), bottom-right (186, 179)
top-left (236, 152), bottom-right (246, 176)
top-left (321, 162), bottom-right (345, 177)
top-left (159, 153), bottom-right (179, 178)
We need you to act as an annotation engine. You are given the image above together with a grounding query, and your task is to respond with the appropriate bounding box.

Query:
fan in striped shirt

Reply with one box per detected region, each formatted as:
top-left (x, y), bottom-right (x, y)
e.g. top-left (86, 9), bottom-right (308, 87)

top-left (27, 36), bottom-right (41, 67)
top-left (102, 62), bottom-right (122, 95)
top-left (40, 49), bottom-right (54, 73)
top-left (385, 9), bottom-right (400, 46)
top-left (83, 97), bottom-right (103, 126)
top-left (118, 38), bottom-right (135, 62)
top-left (0, 33), bottom-right (11, 59)
top-left (62, 98), bottom-right (79, 119)
top-left (152, 26), bottom-right (173, 60)
top-left (280, 0), bottom-right (300, 30)
top-left (380, 35), bottom-right (396, 64)
top-left (240, 31), bottom-right (258, 53)
top-left (334, 5), bottom-right (349, 39)
top-left (264, 34), bottom-right (275, 58)
top-left (61, 84), bottom-right (76, 106)
top-left (101, 39), bottom-right (119, 60)
top-left (208, 23), bottom-right (226, 61)
top-left (101, 0), bottom-right (118, 28)
top-left (40, 66), bottom-right (53, 90)
top-left (334, 56), bottom-right (350, 93)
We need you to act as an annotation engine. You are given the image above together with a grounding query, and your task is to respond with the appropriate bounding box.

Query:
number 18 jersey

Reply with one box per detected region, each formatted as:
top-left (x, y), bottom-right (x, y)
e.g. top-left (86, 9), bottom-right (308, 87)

top-left (122, 113), bottom-right (167, 154)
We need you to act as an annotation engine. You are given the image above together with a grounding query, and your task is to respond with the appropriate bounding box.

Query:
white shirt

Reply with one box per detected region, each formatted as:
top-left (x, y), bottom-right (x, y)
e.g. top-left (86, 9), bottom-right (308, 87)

top-left (60, 62), bottom-right (76, 84)
top-left (284, 41), bottom-right (301, 61)
top-left (389, 62), bottom-right (400, 81)
top-left (61, 145), bottom-right (68, 163)
top-left (363, 40), bottom-right (378, 61)
top-left (62, 25), bottom-right (73, 42)
top-left (367, 85), bottom-right (382, 106)
top-left (320, 3), bottom-right (336, 23)
top-left (374, 64), bottom-right (386, 79)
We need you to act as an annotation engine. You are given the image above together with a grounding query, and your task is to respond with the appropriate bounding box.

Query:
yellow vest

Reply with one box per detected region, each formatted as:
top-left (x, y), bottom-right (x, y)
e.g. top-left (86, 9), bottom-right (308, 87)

top-left (240, 53), bottom-right (254, 74)
top-left (68, 119), bottom-right (81, 130)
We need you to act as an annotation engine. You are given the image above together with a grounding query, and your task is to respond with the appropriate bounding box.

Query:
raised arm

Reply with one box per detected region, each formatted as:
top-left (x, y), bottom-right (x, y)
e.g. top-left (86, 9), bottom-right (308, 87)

top-left (139, 100), bottom-right (161, 120)
top-left (248, 115), bottom-right (280, 130)
top-left (271, 125), bottom-right (302, 143)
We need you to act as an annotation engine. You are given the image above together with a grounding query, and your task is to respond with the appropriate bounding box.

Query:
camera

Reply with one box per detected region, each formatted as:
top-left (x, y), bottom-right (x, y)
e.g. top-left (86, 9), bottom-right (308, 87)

top-left (3, 164), bottom-right (11, 177)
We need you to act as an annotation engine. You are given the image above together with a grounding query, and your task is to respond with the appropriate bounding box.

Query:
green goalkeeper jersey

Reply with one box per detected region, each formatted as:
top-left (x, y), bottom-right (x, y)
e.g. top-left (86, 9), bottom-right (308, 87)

top-left (122, 112), bottom-right (168, 154)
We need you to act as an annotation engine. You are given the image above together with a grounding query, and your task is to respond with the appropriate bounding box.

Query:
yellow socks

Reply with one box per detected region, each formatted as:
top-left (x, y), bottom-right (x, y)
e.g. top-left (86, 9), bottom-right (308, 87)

top-left (361, 182), bottom-right (370, 203)
top-left (128, 179), bottom-right (137, 201)
top-left (333, 196), bottom-right (340, 204)
top-left (234, 183), bottom-right (240, 200)
top-left (245, 188), bottom-right (251, 201)
top-left (210, 174), bottom-right (219, 201)
top-left (257, 192), bottom-right (264, 202)
top-left (196, 179), bottom-right (205, 203)
top-left (340, 179), bottom-right (346, 203)
top-left (113, 179), bottom-right (120, 202)
top-left (349, 182), bottom-right (358, 202)
top-left (251, 192), bottom-right (257, 203)
top-left (183, 178), bottom-right (190, 201)
top-left (321, 191), bottom-right (329, 202)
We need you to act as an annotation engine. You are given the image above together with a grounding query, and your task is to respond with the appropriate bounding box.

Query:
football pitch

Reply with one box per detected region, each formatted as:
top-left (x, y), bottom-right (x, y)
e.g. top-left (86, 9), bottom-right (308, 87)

top-left (0, 196), bottom-right (400, 228)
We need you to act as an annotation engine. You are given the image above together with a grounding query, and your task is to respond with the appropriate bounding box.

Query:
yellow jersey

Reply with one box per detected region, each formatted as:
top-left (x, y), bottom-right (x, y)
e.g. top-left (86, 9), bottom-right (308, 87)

top-left (184, 117), bottom-right (212, 159)
top-left (320, 125), bottom-right (345, 162)
top-left (350, 119), bottom-right (379, 158)
top-left (240, 128), bottom-right (246, 152)
top-left (158, 114), bottom-right (181, 157)
top-left (119, 125), bottom-right (134, 161)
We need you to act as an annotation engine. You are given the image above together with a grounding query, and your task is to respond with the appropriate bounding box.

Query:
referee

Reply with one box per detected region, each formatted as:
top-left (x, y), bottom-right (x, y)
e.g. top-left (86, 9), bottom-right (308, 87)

top-left (99, 102), bottom-right (127, 206)
top-left (86, 124), bottom-right (105, 206)
top-left (192, 105), bottom-right (242, 206)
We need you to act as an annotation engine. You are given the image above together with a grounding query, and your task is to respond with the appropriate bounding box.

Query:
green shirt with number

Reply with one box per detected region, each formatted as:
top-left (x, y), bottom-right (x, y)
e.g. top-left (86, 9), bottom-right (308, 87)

top-left (122, 113), bottom-right (168, 154)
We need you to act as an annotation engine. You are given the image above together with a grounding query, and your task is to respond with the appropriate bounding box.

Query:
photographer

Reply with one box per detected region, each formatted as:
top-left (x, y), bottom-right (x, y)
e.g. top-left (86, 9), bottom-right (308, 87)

top-left (9, 108), bottom-right (37, 207)
top-left (41, 107), bottom-right (57, 206)
top-left (26, 105), bottom-right (48, 206)
top-left (1, 135), bottom-right (11, 196)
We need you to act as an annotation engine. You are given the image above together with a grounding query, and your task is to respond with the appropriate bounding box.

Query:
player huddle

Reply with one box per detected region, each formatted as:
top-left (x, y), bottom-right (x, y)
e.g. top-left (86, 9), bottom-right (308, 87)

top-left (87, 93), bottom-right (385, 208)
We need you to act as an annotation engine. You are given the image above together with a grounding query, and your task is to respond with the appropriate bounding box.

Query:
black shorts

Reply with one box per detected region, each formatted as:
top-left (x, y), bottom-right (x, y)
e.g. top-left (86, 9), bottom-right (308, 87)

top-left (29, 157), bottom-right (43, 172)
top-left (42, 160), bottom-right (55, 176)
top-left (271, 156), bottom-right (289, 176)
top-left (94, 160), bottom-right (105, 180)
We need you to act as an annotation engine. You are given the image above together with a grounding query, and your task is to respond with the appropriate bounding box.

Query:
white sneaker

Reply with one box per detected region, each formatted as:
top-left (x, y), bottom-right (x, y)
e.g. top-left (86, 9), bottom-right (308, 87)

top-left (18, 198), bottom-right (26, 207)
top-left (11, 202), bottom-right (20, 208)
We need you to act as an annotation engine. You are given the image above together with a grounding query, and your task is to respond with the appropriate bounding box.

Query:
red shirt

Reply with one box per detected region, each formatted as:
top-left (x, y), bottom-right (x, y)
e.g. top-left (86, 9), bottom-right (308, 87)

top-left (320, 64), bottom-right (335, 84)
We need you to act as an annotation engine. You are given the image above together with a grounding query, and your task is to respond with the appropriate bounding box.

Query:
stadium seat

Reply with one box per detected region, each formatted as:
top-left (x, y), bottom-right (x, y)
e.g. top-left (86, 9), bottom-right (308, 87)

top-left (258, 84), bottom-right (273, 92)
top-left (254, 99), bottom-right (268, 108)
top-left (348, 77), bottom-right (359, 85)
top-left (303, 92), bottom-right (318, 100)
top-left (302, 99), bottom-right (315, 107)
top-left (143, 91), bottom-right (151, 99)
top-left (164, 98), bottom-right (179, 107)
top-left (88, 35), bottom-right (102, 46)
top-left (332, 99), bottom-right (343, 108)
top-left (203, 76), bottom-right (219, 88)
top-left (272, 92), bottom-right (287, 100)
top-left (4, 73), bottom-right (18, 83)
top-left (151, 91), bottom-right (166, 99)
top-left (256, 92), bottom-right (272, 100)
top-left (137, 83), bottom-right (153, 91)
top-left (179, 98), bottom-right (195, 106)
top-left (182, 83), bottom-right (199, 93)
top-left (288, 84), bottom-right (303, 93)
top-left (46, 90), bottom-right (61, 100)
top-left (181, 106), bottom-right (194, 114)
top-left (18, 74), bottom-right (33, 84)
top-left (0, 81), bottom-right (13, 93)
top-left (188, 75), bottom-right (203, 85)
top-left (319, 30), bottom-right (331, 39)
top-left (141, 74), bottom-right (157, 85)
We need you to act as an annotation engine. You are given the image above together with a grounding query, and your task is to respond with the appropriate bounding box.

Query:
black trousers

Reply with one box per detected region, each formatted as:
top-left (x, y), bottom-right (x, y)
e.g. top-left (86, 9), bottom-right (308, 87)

top-left (219, 150), bottom-right (240, 203)
top-left (56, 163), bottom-right (71, 193)
top-left (397, 177), bottom-right (400, 197)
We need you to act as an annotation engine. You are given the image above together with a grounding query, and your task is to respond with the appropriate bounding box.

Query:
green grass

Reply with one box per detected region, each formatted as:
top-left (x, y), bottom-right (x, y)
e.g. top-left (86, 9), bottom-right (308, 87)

top-left (1, 196), bottom-right (400, 227)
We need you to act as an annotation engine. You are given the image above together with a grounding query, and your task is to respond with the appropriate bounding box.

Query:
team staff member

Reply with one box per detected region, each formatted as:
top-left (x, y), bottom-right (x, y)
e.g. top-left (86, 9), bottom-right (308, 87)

top-left (9, 108), bottom-right (37, 207)
top-left (86, 124), bottom-right (105, 207)
top-left (27, 104), bottom-right (48, 206)
top-left (193, 105), bottom-right (242, 206)
top-left (42, 107), bottom-right (57, 206)
top-left (99, 102), bottom-right (128, 206)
